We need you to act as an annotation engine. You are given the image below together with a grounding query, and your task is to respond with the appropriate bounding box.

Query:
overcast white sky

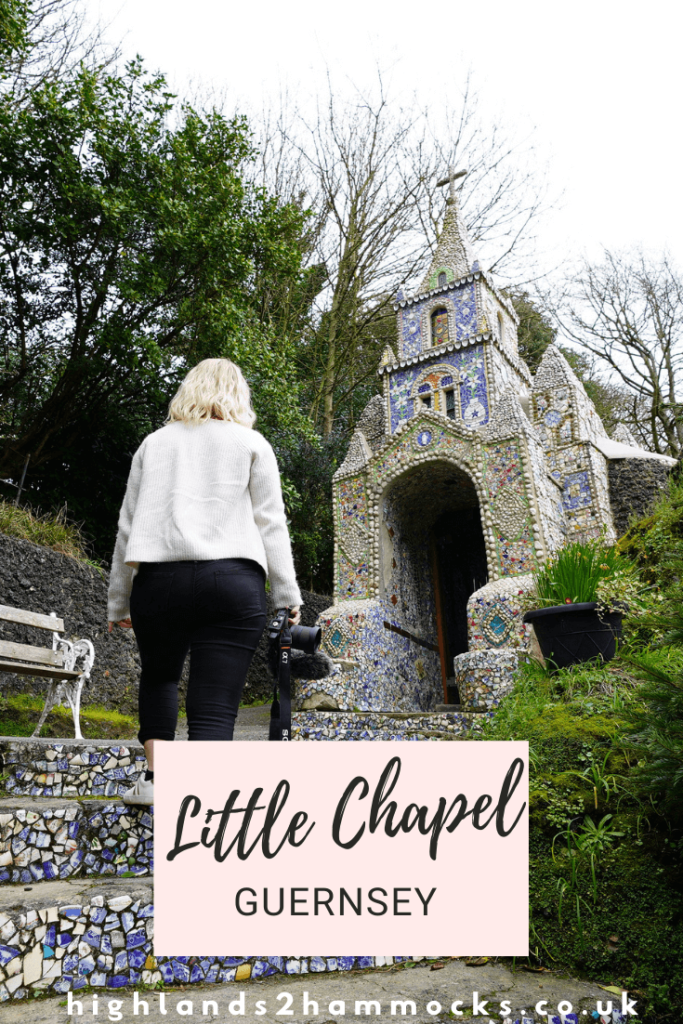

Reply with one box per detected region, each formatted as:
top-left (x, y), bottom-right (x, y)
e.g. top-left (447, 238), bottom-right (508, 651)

top-left (92, 0), bottom-right (682, 285)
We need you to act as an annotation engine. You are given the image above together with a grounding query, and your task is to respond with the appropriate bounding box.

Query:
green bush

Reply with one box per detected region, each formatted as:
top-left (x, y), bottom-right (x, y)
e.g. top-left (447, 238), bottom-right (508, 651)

top-left (483, 655), bottom-right (683, 1018)
top-left (624, 643), bottom-right (683, 822)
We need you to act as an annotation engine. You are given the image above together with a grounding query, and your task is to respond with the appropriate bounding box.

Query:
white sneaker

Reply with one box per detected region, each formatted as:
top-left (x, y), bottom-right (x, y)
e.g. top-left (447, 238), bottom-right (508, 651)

top-left (122, 775), bottom-right (154, 807)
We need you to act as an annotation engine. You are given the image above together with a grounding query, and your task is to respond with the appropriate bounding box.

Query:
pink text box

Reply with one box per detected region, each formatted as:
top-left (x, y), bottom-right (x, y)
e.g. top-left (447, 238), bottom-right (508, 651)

top-left (154, 741), bottom-right (528, 955)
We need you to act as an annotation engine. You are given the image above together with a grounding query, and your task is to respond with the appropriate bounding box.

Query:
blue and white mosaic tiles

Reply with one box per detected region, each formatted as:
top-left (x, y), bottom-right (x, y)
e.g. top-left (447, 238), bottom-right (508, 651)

top-left (336, 553), bottom-right (369, 601)
top-left (453, 281), bottom-right (478, 339)
top-left (2, 742), bottom-right (146, 799)
top-left (306, 599), bottom-right (441, 712)
top-left (0, 801), bottom-right (152, 883)
top-left (467, 575), bottom-right (535, 652)
top-left (398, 282), bottom-right (479, 360)
top-left (563, 470), bottom-right (592, 513)
top-left (401, 306), bottom-right (422, 358)
top-left (339, 475), bottom-right (368, 525)
top-left (0, 875), bottom-right (440, 1001)
top-left (336, 475), bottom-right (370, 580)
top-left (292, 709), bottom-right (488, 741)
top-left (387, 346), bottom-right (489, 433)
top-left (531, 348), bottom-right (615, 545)
top-left (482, 443), bottom-right (537, 576)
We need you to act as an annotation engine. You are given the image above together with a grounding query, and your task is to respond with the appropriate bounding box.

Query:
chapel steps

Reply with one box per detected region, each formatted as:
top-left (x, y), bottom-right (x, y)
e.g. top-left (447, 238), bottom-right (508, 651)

top-left (292, 708), bottom-right (490, 741)
top-left (0, 738), bottom-right (152, 887)
top-left (0, 873), bottom-right (419, 1000)
top-left (0, 719), bottom-right (476, 889)
top-left (0, 796), bottom-right (152, 885)
top-left (0, 734), bottom-right (464, 1001)
top-left (0, 874), bottom-right (157, 997)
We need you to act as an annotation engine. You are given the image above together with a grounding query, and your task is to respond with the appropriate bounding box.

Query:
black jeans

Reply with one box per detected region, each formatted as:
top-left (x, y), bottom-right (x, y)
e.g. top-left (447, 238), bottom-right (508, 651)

top-left (130, 558), bottom-right (267, 743)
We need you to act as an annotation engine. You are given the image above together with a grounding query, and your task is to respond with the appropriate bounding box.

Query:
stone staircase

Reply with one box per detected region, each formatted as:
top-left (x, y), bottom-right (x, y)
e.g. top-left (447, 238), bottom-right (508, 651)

top-left (292, 708), bottom-right (489, 740)
top-left (0, 729), bottom-right (454, 1001)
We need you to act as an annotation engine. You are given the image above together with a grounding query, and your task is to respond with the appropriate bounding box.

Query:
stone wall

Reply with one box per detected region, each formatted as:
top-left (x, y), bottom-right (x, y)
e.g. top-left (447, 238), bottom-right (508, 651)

top-left (607, 458), bottom-right (672, 537)
top-left (0, 535), bottom-right (139, 712)
top-left (0, 533), bottom-right (329, 712)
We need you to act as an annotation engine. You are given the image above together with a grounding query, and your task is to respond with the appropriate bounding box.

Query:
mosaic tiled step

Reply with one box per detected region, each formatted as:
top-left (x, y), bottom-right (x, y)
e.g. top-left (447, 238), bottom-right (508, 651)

top-left (0, 798), bottom-right (152, 885)
top-left (0, 875), bottom-right (428, 1000)
top-left (0, 738), bottom-right (146, 798)
top-left (292, 709), bottom-right (491, 741)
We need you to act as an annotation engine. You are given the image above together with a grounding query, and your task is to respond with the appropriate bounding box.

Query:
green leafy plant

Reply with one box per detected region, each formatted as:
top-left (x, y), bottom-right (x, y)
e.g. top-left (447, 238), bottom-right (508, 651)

top-left (563, 749), bottom-right (626, 809)
top-left (528, 538), bottom-right (642, 611)
top-left (553, 814), bottom-right (624, 903)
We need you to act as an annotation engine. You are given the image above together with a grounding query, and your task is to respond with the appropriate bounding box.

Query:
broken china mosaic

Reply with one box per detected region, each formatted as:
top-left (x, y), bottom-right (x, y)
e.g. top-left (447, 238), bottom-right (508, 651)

top-left (399, 280), bottom-right (478, 358)
top-left (388, 345), bottom-right (489, 433)
top-left (313, 600), bottom-right (441, 712)
top-left (483, 443), bottom-right (538, 576)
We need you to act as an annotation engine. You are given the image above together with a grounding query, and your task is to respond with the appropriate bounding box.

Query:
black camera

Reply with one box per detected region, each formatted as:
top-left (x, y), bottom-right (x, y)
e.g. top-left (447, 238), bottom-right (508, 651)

top-left (267, 608), bottom-right (321, 655)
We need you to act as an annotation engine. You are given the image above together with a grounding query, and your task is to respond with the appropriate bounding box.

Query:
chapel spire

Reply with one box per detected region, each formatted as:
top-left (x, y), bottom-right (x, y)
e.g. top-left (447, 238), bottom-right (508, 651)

top-left (418, 166), bottom-right (477, 294)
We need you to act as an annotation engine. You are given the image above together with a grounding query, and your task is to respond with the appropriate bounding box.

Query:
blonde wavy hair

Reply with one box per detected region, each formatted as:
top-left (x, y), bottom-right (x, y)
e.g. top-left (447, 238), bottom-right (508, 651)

top-left (166, 358), bottom-right (256, 428)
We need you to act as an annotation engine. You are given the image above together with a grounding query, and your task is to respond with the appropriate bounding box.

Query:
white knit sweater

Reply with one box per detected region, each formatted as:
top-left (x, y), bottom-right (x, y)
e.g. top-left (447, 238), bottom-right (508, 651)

top-left (107, 420), bottom-right (302, 621)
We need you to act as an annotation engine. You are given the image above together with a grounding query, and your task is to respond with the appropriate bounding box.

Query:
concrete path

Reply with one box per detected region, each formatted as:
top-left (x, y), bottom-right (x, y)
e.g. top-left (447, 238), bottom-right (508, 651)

top-left (175, 704), bottom-right (270, 741)
top-left (0, 957), bottom-right (626, 1023)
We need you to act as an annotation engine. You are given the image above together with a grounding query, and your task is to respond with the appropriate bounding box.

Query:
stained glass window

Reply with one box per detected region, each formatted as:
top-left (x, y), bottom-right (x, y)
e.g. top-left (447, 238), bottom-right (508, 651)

top-left (431, 308), bottom-right (449, 347)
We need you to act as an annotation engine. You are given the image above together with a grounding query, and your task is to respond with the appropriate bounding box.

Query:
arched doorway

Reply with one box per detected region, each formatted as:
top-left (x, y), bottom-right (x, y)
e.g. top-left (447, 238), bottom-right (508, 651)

top-left (380, 459), bottom-right (488, 699)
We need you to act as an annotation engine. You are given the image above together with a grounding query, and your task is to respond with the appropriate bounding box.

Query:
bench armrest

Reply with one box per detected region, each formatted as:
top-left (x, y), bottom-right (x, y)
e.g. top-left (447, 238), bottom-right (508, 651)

top-left (52, 633), bottom-right (95, 683)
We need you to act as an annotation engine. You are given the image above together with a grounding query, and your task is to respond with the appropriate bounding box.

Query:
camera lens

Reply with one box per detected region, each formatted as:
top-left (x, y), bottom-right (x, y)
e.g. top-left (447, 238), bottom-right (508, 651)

top-left (290, 624), bottom-right (321, 654)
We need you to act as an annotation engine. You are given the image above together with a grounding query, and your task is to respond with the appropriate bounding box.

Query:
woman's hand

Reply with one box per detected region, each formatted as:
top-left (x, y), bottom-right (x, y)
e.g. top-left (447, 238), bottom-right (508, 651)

top-left (288, 606), bottom-right (301, 626)
top-left (108, 618), bottom-right (133, 633)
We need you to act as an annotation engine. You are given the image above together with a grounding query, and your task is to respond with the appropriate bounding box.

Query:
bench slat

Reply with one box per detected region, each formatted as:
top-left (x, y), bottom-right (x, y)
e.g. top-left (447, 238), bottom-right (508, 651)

top-left (0, 605), bottom-right (64, 633)
top-left (0, 659), bottom-right (80, 680)
top-left (0, 639), bottom-right (63, 668)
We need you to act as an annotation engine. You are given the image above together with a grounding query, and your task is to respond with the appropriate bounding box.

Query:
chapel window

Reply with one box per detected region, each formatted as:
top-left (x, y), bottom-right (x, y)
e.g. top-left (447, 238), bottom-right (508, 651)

top-left (431, 307), bottom-right (449, 347)
top-left (418, 383), bottom-right (432, 409)
top-left (438, 271), bottom-right (447, 288)
top-left (445, 389), bottom-right (456, 420)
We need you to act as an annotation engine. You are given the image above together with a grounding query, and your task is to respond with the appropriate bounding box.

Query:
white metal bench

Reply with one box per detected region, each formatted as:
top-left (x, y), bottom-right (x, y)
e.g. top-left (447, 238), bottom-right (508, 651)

top-left (0, 604), bottom-right (95, 739)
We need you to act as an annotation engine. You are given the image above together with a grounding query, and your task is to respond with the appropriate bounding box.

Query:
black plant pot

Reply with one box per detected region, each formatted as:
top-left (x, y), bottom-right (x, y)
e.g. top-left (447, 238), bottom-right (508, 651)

top-left (523, 602), bottom-right (623, 670)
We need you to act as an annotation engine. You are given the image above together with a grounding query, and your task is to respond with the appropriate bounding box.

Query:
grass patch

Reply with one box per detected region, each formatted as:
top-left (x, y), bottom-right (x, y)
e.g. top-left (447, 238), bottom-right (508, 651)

top-left (0, 500), bottom-right (101, 568)
top-left (483, 654), bottom-right (683, 1021)
top-left (0, 694), bottom-right (137, 739)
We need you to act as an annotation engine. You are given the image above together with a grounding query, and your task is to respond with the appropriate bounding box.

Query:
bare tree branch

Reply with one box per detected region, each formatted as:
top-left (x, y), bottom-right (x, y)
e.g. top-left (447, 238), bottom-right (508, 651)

top-left (2, 0), bottom-right (118, 103)
top-left (553, 249), bottom-right (683, 458)
top-left (247, 71), bottom-right (552, 434)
